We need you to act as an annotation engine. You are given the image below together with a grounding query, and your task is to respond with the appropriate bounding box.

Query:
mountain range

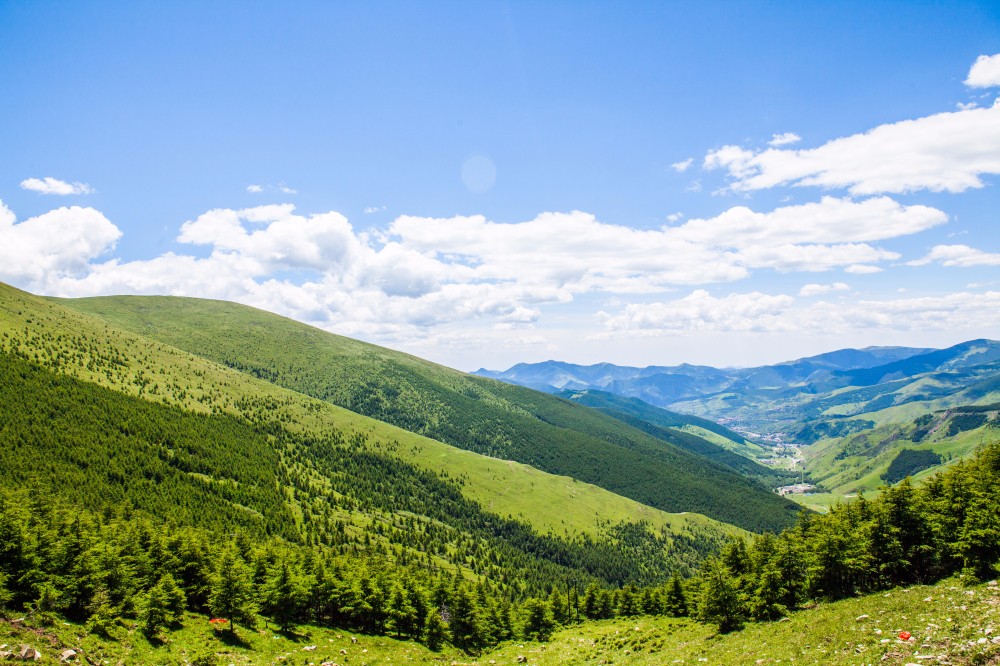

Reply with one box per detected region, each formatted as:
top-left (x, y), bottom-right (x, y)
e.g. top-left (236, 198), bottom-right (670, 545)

top-left (2, 279), bottom-right (1000, 664)
top-left (475, 340), bottom-right (1000, 435)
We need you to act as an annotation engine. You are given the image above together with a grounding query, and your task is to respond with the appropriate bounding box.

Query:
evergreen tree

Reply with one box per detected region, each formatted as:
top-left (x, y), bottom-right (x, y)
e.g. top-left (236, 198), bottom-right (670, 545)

top-left (520, 597), bottom-right (555, 641)
top-left (141, 573), bottom-right (187, 637)
top-left (617, 584), bottom-right (641, 617)
top-left (425, 608), bottom-right (447, 652)
top-left (597, 587), bottom-right (615, 620)
top-left (85, 587), bottom-right (118, 638)
top-left (640, 587), bottom-right (660, 615)
top-left (663, 571), bottom-right (688, 617)
top-left (581, 583), bottom-right (601, 620)
top-left (747, 562), bottom-right (787, 622)
top-left (0, 571), bottom-right (13, 613)
top-left (697, 557), bottom-right (744, 633)
top-left (449, 584), bottom-right (485, 653)
top-left (209, 549), bottom-right (257, 635)
top-left (548, 586), bottom-right (569, 625)
top-left (261, 560), bottom-right (305, 632)
top-left (388, 584), bottom-right (420, 638)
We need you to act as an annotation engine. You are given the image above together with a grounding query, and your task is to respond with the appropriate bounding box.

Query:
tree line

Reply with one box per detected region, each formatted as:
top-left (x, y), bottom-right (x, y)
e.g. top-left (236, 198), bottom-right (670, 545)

top-left (692, 441), bottom-right (1000, 632)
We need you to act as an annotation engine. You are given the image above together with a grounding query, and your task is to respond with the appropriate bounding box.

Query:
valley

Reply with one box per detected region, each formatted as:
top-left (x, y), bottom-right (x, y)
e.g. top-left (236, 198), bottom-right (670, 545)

top-left (1, 280), bottom-right (998, 664)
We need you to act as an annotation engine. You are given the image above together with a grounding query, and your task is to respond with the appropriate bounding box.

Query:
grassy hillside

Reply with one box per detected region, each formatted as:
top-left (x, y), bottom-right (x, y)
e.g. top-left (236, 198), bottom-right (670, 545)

top-left (480, 577), bottom-right (1000, 666)
top-left (795, 404), bottom-right (1000, 507)
top-left (0, 282), bottom-right (742, 580)
top-left (58, 293), bottom-right (802, 533)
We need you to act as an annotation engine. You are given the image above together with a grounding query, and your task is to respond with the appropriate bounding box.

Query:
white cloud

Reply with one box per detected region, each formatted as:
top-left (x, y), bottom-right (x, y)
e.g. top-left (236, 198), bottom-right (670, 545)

top-left (0, 200), bottom-right (121, 288)
top-left (769, 132), bottom-right (801, 147)
top-left (7, 194), bottom-right (940, 332)
top-left (600, 289), bottom-right (1000, 336)
top-left (672, 195), bottom-right (945, 247)
top-left (666, 212), bottom-right (683, 223)
top-left (364, 206), bottom-right (386, 214)
top-left (908, 244), bottom-right (1000, 267)
top-left (246, 183), bottom-right (297, 194)
top-left (704, 100), bottom-right (1000, 195)
top-left (965, 53), bottom-right (1000, 88)
top-left (20, 177), bottom-right (93, 196)
top-left (845, 264), bottom-right (883, 274)
top-left (671, 158), bottom-right (693, 172)
top-left (799, 282), bottom-right (849, 297)
top-left (0, 194), bottom-right (970, 356)
top-left (601, 290), bottom-right (797, 333)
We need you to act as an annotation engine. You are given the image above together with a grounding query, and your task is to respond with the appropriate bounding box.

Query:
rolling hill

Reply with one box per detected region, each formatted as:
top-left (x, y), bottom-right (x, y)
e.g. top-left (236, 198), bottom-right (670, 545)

top-left (0, 280), bottom-right (745, 587)
top-left (56, 292), bottom-right (802, 533)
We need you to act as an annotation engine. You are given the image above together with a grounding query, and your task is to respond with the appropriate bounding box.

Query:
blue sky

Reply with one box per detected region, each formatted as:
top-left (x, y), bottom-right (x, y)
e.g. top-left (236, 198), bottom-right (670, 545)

top-left (2, 1), bottom-right (1000, 370)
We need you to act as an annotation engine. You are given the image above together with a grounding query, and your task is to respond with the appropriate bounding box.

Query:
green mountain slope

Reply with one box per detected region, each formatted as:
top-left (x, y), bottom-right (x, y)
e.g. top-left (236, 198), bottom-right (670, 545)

top-left (57, 293), bottom-right (802, 533)
top-left (559, 389), bottom-right (791, 483)
top-left (0, 281), bottom-right (742, 581)
top-left (799, 403), bottom-right (1000, 502)
top-left (0, 352), bottom-right (684, 591)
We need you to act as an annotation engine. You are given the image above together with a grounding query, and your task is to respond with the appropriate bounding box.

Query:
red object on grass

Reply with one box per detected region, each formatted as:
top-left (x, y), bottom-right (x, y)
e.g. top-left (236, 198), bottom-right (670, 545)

top-left (899, 631), bottom-right (912, 641)
top-left (209, 618), bottom-right (229, 625)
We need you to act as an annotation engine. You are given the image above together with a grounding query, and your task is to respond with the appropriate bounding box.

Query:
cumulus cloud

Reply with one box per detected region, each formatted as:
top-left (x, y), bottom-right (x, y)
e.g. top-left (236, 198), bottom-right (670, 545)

top-left (769, 132), bottom-right (801, 147)
top-left (20, 177), bottom-right (93, 196)
top-left (600, 289), bottom-right (1000, 336)
top-left (799, 282), bottom-right (849, 297)
top-left (0, 192), bottom-right (972, 354)
top-left (671, 158), bottom-right (694, 172)
top-left (908, 244), bottom-right (1000, 267)
top-left (704, 100), bottom-right (1000, 195)
top-left (0, 200), bottom-right (121, 288)
top-left (965, 54), bottom-right (1000, 88)
top-left (246, 184), bottom-right (263, 193)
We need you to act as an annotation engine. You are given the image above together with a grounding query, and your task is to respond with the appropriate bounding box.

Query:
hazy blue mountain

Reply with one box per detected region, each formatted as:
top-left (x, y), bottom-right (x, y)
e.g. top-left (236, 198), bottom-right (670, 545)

top-left (474, 345), bottom-right (936, 408)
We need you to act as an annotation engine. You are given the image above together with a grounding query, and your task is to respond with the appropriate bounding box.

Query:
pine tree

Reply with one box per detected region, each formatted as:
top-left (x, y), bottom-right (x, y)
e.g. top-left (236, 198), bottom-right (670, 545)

top-left (520, 597), bottom-right (555, 641)
top-left (747, 562), bottom-right (787, 622)
top-left (663, 571), bottom-right (688, 617)
top-left (141, 573), bottom-right (187, 637)
top-left (697, 557), bottom-right (744, 633)
top-left (617, 584), bottom-right (641, 617)
top-left (262, 560), bottom-right (305, 632)
top-left (581, 583), bottom-right (601, 620)
top-left (548, 586), bottom-right (569, 625)
top-left (209, 549), bottom-right (257, 635)
top-left (388, 584), bottom-right (420, 638)
top-left (425, 608), bottom-right (447, 652)
top-left (449, 584), bottom-right (485, 653)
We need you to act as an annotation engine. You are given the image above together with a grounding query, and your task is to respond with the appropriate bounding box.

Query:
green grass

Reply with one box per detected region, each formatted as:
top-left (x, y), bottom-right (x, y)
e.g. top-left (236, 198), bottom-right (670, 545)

top-left (0, 613), bottom-right (468, 665)
top-left (0, 282), bottom-right (742, 558)
top-left (482, 577), bottom-right (1000, 665)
